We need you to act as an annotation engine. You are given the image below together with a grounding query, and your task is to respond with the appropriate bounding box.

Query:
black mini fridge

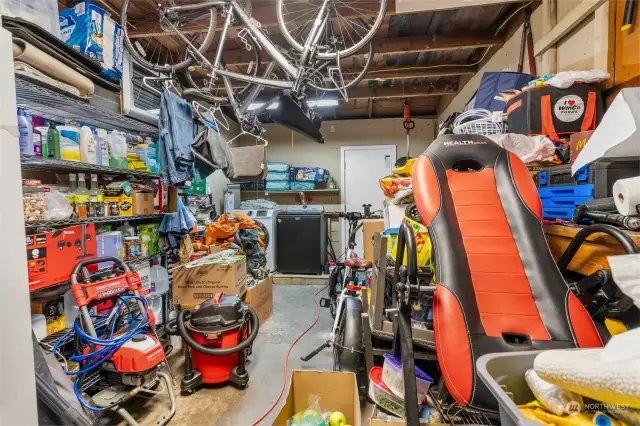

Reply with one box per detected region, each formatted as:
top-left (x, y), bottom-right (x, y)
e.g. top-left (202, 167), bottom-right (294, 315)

top-left (276, 206), bottom-right (326, 274)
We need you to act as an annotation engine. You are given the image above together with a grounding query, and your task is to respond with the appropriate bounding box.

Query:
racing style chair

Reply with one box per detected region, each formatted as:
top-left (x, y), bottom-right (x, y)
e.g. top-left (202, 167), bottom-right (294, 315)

top-left (412, 134), bottom-right (603, 412)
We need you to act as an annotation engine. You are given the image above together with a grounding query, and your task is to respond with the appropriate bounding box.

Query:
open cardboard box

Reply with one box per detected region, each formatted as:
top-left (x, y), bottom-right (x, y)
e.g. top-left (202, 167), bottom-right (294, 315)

top-left (243, 275), bottom-right (273, 325)
top-left (274, 370), bottom-right (361, 426)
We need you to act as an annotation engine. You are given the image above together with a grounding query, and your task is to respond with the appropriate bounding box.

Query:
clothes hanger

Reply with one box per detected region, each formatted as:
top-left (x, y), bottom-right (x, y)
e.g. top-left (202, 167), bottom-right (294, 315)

top-left (226, 128), bottom-right (269, 147)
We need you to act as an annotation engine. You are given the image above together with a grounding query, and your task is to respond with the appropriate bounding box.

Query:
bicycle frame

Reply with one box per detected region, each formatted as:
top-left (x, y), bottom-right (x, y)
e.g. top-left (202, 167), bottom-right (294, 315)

top-left (162, 0), bottom-right (334, 116)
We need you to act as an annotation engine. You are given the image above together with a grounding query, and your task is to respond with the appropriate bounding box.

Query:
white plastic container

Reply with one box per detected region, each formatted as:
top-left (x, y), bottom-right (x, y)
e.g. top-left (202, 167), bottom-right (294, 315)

top-left (107, 130), bottom-right (128, 169)
top-left (94, 128), bottom-right (110, 166)
top-left (0, 0), bottom-right (60, 38)
top-left (57, 126), bottom-right (81, 161)
top-left (148, 295), bottom-right (164, 324)
top-left (31, 314), bottom-right (47, 341)
top-left (369, 366), bottom-right (406, 418)
top-left (17, 109), bottom-right (34, 155)
top-left (382, 354), bottom-right (433, 403)
top-left (150, 263), bottom-right (170, 296)
top-left (80, 126), bottom-right (97, 164)
top-left (63, 289), bottom-right (80, 329)
top-left (168, 310), bottom-right (182, 351)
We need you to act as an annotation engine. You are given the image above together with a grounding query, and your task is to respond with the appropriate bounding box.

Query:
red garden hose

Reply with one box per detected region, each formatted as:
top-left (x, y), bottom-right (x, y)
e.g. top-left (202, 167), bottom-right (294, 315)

top-left (251, 283), bottom-right (329, 425)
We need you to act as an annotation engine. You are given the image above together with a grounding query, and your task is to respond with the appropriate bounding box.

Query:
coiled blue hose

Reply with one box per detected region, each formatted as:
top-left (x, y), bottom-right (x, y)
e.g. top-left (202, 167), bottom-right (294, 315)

top-left (53, 296), bottom-right (151, 412)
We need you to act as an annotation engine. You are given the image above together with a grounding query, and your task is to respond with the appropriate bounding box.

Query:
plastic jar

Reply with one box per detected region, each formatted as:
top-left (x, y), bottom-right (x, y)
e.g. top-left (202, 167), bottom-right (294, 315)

top-left (23, 180), bottom-right (47, 221)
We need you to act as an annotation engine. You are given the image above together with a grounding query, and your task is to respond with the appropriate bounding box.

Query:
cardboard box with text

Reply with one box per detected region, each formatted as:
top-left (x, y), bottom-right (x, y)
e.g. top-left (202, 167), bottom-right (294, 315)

top-left (172, 255), bottom-right (247, 306)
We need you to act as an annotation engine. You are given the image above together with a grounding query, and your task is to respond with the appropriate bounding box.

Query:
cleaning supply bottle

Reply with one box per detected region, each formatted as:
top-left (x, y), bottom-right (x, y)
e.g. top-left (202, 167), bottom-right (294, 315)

top-left (57, 125), bottom-right (81, 161)
top-left (74, 172), bottom-right (90, 218)
top-left (35, 126), bottom-right (49, 158)
top-left (48, 122), bottom-right (61, 160)
top-left (144, 137), bottom-right (160, 173)
top-left (17, 109), bottom-right (34, 155)
top-left (117, 220), bottom-right (135, 237)
top-left (107, 130), bottom-right (128, 169)
top-left (79, 126), bottom-right (97, 164)
top-left (32, 126), bottom-right (43, 157)
top-left (94, 128), bottom-right (110, 166)
top-left (66, 173), bottom-right (77, 217)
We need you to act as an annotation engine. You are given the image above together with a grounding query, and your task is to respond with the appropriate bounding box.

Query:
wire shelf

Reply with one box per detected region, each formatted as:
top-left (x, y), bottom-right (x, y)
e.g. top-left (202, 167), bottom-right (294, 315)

top-left (15, 76), bottom-right (157, 135)
top-left (25, 214), bottom-right (165, 228)
top-left (21, 155), bottom-right (160, 179)
top-left (432, 396), bottom-right (500, 426)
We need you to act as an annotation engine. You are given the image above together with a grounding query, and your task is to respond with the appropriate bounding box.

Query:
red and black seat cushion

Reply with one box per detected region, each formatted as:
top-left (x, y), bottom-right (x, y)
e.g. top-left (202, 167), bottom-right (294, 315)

top-left (412, 135), bottom-right (602, 411)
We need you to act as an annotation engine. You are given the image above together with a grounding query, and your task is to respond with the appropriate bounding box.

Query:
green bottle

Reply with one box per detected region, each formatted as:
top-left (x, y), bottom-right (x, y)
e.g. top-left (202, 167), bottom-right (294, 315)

top-left (48, 122), bottom-right (61, 160)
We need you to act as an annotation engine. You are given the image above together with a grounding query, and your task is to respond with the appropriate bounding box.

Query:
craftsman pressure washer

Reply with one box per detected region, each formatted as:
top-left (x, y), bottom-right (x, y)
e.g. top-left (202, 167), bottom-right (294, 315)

top-left (166, 293), bottom-right (260, 393)
top-left (54, 257), bottom-right (175, 425)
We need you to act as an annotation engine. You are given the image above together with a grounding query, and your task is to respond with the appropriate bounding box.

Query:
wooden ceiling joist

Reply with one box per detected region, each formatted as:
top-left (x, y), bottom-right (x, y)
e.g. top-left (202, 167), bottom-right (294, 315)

top-left (220, 33), bottom-right (503, 65)
top-left (347, 83), bottom-right (458, 100)
top-left (128, 1), bottom-right (397, 38)
top-left (362, 65), bottom-right (477, 80)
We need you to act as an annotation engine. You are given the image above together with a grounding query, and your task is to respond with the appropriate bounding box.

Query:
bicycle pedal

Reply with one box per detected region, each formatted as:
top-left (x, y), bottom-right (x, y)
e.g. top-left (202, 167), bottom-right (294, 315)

top-left (319, 298), bottom-right (331, 308)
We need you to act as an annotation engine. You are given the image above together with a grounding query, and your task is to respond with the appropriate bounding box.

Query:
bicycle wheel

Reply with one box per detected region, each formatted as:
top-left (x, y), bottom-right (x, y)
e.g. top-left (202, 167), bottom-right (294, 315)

top-left (185, 30), bottom-right (262, 99)
top-left (276, 0), bottom-right (387, 59)
top-left (333, 297), bottom-right (367, 397)
top-left (121, 0), bottom-right (217, 72)
top-left (307, 42), bottom-right (373, 94)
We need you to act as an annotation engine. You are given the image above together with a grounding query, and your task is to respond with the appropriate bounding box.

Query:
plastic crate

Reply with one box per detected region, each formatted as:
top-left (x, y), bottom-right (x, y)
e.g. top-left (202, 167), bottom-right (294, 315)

top-left (476, 351), bottom-right (542, 426)
top-left (538, 184), bottom-right (594, 199)
top-left (536, 158), bottom-right (640, 199)
top-left (541, 206), bottom-right (575, 221)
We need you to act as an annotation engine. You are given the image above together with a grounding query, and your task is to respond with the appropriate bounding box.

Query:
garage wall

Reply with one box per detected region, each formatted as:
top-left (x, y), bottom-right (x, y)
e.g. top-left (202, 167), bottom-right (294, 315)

top-left (437, 0), bottom-right (607, 122)
top-left (206, 121), bottom-right (242, 215)
top-left (259, 117), bottom-right (436, 186)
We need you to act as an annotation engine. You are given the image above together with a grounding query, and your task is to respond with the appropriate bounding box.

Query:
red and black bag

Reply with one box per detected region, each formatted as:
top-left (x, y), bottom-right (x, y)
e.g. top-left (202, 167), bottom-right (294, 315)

top-left (505, 83), bottom-right (603, 142)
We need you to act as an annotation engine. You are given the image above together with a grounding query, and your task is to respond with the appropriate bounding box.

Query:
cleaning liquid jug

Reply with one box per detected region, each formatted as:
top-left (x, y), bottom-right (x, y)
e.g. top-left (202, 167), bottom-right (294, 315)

top-left (80, 126), bottom-right (97, 164)
top-left (107, 130), bottom-right (128, 169)
top-left (150, 262), bottom-right (170, 295)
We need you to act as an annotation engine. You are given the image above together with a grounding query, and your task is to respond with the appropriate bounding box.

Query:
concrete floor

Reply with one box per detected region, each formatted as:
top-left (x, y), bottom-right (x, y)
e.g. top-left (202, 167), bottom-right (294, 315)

top-left (119, 285), bottom-right (372, 425)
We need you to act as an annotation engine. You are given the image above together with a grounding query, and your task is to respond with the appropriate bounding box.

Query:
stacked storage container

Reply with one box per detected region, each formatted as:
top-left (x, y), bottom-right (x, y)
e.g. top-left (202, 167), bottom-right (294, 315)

top-left (265, 162), bottom-right (291, 191)
top-left (537, 157), bottom-right (640, 220)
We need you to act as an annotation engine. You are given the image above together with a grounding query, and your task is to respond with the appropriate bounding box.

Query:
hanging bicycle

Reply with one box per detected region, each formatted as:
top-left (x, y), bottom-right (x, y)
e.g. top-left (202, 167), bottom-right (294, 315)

top-left (121, 0), bottom-right (387, 143)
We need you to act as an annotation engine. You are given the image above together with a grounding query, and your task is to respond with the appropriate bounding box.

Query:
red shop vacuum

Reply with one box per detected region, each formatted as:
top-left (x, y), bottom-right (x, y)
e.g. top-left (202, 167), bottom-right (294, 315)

top-left (165, 292), bottom-right (259, 393)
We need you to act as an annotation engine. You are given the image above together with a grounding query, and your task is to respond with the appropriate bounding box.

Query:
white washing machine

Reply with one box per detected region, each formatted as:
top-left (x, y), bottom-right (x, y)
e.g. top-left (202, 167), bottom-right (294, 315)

top-left (233, 209), bottom-right (281, 272)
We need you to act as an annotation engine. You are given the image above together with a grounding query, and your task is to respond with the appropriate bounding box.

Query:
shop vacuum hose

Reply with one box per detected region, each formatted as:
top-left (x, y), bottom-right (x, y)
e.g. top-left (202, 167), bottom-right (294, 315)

top-left (176, 306), bottom-right (260, 356)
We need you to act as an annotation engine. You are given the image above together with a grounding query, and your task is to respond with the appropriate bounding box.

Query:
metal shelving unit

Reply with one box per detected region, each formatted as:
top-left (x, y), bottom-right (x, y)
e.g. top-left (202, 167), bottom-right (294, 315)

top-left (25, 214), bottom-right (165, 228)
top-left (21, 155), bottom-right (160, 179)
top-left (15, 76), bottom-right (157, 135)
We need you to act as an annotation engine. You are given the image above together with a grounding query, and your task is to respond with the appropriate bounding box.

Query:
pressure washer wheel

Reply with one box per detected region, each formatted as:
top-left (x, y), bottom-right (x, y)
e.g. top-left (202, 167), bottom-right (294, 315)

top-left (333, 297), bottom-right (367, 398)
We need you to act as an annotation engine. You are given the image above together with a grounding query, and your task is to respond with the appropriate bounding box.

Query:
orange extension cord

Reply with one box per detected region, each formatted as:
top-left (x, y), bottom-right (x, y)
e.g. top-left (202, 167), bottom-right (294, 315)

top-left (251, 283), bottom-right (330, 425)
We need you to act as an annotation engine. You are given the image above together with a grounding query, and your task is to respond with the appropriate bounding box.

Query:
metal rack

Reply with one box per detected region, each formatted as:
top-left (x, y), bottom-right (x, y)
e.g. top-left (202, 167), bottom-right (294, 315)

top-left (25, 214), bottom-right (165, 228)
top-left (429, 392), bottom-right (499, 426)
top-left (15, 76), bottom-right (157, 135)
top-left (21, 155), bottom-right (160, 179)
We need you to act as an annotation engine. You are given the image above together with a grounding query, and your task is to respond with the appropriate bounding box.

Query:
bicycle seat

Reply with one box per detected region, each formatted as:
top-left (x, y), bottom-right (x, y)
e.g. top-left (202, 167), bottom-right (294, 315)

top-left (344, 258), bottom-right (372, 269)
top-left (182, 88), bottom-right (226, 104)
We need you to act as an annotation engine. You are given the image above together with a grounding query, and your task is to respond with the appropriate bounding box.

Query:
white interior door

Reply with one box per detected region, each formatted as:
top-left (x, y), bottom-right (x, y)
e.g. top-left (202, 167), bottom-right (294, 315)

top-left (341, 145), bottom-right (396, 257)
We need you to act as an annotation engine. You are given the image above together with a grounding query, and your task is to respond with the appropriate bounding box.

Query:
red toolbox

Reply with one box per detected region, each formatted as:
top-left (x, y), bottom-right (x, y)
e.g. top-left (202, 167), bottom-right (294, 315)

top-left (26, 224), bottom-right (97, 291)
